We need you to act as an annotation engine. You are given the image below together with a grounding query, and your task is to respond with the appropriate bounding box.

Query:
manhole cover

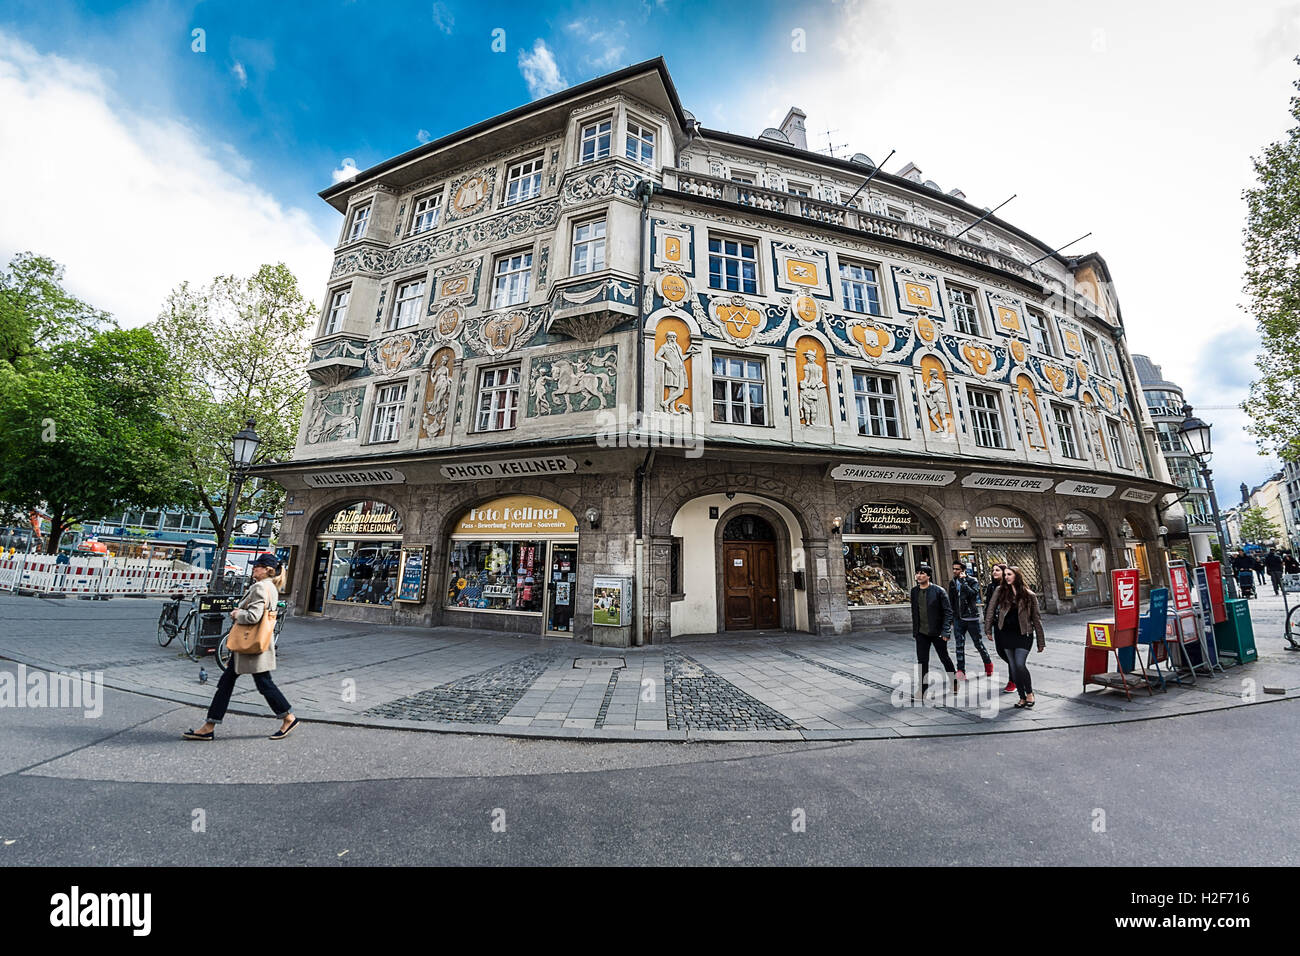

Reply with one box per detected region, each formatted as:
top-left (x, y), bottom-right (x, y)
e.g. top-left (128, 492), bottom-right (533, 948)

top-left (573, 657), bottom-right (626, 669)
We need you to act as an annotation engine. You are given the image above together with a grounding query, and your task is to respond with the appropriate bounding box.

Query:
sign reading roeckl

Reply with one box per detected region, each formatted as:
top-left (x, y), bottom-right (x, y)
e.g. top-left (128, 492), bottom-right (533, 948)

top-left (1112, 567), bottom-right (1139, 631)
top-left (440, 457), bottom-right (578, 481)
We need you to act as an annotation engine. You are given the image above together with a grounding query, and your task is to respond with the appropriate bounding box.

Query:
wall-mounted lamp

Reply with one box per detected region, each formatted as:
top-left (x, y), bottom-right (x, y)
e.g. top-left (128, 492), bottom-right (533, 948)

top-left (1054, 522), bottom-right (1066, 538)
top-left (831, 515), bottom-right (842, 536)
top-left (1158, 525), bottom-right (1169, 536)
top-left (956, 520), bottom-right (969, 537)
top-left (585, 507), bottom-right (601, 530)
top-left (725, 491), bottom-right (736, 501)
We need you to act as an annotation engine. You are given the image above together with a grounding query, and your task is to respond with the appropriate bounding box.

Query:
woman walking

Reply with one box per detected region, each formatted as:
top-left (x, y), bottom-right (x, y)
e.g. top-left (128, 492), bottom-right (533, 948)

top-left (984, 566), bottom-right (1046, 709)
top-left (982, 563), bottom-right (1017, 694)
top-left (184, 553), bottom-right (300, 740)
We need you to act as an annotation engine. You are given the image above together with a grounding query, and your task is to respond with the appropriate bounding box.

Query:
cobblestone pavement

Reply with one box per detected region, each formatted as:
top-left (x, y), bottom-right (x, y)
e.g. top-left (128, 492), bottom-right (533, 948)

top-left (2, 590), bottom-right (1297, 741)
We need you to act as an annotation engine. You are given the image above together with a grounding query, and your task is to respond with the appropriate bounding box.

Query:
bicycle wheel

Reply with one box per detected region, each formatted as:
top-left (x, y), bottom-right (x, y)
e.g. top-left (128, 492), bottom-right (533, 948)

top-left (180, 611), bottom-right (200, 661)
top-left (1287, 603), bottom-right (1300, 649)
top-left (215, 633), bottom-right (233, 671)
top-left (156, 605), bottom-right (177, 647)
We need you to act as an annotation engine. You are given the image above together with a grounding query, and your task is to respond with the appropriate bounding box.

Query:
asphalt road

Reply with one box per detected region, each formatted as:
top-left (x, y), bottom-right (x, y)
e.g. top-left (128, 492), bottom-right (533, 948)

top-left (1, 680), bottom-right (1297, 866)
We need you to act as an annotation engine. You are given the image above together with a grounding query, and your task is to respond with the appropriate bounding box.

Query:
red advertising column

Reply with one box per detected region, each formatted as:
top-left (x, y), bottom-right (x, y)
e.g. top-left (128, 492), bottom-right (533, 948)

top-left (1112, 568), bottom-right (1139, 632)
top-left (1202, 561), bottom-right (1226, 623)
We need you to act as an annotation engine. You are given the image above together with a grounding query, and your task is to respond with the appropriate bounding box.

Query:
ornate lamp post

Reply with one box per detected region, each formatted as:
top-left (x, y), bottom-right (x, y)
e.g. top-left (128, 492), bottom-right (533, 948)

top-left (1178, 404), bottom-right (1236, 598)
top-left (209, 418), bottom-right (261, 591)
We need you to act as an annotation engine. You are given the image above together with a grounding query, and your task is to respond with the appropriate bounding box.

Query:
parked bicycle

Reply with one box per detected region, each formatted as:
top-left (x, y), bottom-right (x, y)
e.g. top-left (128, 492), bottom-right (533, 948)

top-left (214, 600), bottom-right (286, 671)
top-left (155, 594), bottom-right (196, 649)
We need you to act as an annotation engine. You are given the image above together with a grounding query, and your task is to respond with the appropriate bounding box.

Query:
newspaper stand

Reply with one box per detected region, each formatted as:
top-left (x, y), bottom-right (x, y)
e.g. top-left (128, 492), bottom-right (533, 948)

top-left (1165, 561), bottom-right (1214, 683)
top-left (195, 592), bottom-right (240, 657)
top-left (1082, 568), bottom-right (1151, 699)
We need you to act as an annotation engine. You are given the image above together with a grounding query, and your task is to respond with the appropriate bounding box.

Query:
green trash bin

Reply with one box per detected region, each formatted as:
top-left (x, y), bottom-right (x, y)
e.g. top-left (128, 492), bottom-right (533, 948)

top-left (1213, 598), bottom-right (1257, 665)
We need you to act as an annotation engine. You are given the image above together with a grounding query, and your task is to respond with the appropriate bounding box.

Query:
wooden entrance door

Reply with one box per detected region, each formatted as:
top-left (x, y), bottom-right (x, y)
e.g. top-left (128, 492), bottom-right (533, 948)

top-left (723, 539), bottom-right (780, 630)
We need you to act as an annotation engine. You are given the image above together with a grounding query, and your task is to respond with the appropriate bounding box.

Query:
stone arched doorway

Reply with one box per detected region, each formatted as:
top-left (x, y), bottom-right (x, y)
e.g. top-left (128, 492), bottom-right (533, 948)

top-left (718, 511), bottom-right (782, 631)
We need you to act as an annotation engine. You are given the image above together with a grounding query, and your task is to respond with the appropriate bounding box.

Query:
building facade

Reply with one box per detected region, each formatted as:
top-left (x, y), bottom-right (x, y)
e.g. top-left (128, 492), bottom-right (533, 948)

top-left (258, 59), bottom-right (1177, 645)
top-left (1131, 354), bottom-right (1216, 562)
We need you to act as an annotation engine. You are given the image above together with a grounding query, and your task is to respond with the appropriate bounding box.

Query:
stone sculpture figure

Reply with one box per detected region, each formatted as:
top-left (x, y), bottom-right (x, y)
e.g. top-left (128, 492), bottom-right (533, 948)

top-left (655, 331), bottom-right (696, 413)
top-left (798, 349), bottom-right (826, 426)
top-left (423, 356), bottom-right (453, 437)
top-left (923, 369), bottom-right (951, 432)
top-left (1021, 389), bottom-right (1044, 449)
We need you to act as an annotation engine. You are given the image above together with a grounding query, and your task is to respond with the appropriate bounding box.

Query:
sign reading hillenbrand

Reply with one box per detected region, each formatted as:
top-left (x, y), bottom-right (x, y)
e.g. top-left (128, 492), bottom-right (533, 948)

top-left (440, 456), bottom-right (577, 481)
top-left (304, 468), bottom-right (405, 488)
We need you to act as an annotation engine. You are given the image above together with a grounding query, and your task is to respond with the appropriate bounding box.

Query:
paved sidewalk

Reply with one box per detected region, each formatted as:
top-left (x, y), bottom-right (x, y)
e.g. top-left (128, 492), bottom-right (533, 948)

top-left (2, 591), bottom-right (1297, 741)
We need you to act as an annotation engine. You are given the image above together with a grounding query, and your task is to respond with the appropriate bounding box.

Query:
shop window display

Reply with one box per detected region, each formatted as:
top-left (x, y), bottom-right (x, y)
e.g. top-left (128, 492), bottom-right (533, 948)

top-left (446, 540), bottom-right (545, 612)
top-left (326, 539), bottom-right (400, 605)
top-left (844, 541), bottom-right (910, 606)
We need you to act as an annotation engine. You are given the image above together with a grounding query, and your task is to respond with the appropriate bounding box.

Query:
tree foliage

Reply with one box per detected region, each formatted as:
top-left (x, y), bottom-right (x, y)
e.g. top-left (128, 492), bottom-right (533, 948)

top-left (1237, 506), bottom-right (1281, 545)
top-left (1243, 56), bottom-right (1300, 464)
top-left (0, 252), bottom-right (108, 369)
top-left (151, 263), bottom-right (314, 548)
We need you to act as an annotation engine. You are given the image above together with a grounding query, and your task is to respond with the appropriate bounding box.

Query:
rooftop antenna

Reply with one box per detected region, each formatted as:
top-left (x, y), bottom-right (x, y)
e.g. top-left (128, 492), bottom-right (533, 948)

top-left (1028, 231), bottom-right (1093, 266)
top-left (953, 195), bottom-right (1017, 239)
top-left (816, 127), bottom-right (851, 159)
top-left (843, 148), bottom-right (896, 207)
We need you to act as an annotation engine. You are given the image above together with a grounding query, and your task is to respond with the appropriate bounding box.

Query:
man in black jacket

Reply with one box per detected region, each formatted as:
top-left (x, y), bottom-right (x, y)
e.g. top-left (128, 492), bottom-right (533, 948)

top-left (1265, 549), bottom-right (1285, 595)
top-left (911, 564), bottom-right (956, 701)
top-left (948, 561), bottom-right (993, 680)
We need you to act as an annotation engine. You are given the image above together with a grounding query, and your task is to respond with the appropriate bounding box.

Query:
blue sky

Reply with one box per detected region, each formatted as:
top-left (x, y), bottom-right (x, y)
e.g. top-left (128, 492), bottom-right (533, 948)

top-left (1, 0), bottom-right (1296, 498)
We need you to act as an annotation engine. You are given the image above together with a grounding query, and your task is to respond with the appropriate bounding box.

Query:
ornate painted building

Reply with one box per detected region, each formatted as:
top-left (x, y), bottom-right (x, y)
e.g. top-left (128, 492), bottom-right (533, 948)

top-left (257, 58), bottom-right (1178, 645)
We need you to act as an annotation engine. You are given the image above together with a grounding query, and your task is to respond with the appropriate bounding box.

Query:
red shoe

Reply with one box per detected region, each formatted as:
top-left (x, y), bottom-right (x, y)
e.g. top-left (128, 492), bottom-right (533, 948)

top-left (985, 661), bottom-right (995, 677)
top-left (1002, 681), bottom-right (1017, 694)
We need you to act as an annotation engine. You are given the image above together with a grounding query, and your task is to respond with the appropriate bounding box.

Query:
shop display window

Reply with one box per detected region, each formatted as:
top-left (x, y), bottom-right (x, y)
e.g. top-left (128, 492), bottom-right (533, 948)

top-left (844, 541), bottom-right (910, 606)
top-left (446, 540), bottom-right (546, 612)
top-left (326, 539), bottom-right (400, 605)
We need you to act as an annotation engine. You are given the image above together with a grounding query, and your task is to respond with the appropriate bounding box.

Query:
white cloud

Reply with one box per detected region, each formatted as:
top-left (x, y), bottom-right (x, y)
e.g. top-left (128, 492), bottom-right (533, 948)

top-left (565, 17), bottom-right (627, 71)
top-left (431, 2), bottom-right (454, 35)
top-left (0, 31), bottom-right (331, 327)
top-left (518, 39), bottom-right (566, 100)
top-left (331, 157), bottom-right (360, 183)
top-left (416, 128), bottom-right (431, 144)
top-left (230, 60), bottom-right (247, 88)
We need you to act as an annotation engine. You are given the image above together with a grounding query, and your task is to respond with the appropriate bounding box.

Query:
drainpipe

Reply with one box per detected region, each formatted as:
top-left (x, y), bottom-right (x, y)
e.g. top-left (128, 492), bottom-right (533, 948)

top-left (633, 178), bottom-right (657, 647)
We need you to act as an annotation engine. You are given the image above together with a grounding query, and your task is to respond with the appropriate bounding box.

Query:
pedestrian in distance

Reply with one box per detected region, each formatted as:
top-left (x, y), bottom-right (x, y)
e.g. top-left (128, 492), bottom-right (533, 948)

top-left (1265, 548), bottom-right (1285, 595)
top-left (948, 561), bottom-right (993, 681)
top-left (910, 564), bottom-right (956, 702)
top-left (1284, 552), bottom-right (1300, 575)
top-left (984, 565), bottom-right (1046, 710)
top-left (184, 552), bottom-right (299, 741)
top-left (1252, 554), bottom-right (1266, 585)
top-left (982, 562), bottom-right (1017, 694)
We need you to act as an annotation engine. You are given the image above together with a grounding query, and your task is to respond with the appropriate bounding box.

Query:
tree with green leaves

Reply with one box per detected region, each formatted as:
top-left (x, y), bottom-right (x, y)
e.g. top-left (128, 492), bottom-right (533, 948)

top-left (151, 263), bottom-right (315, 552)
top-left (0, 327), bottom-right (193, 552)
top-left (1243, 56), bottom-right (1300, 464)
top-left (0, 252), bottom-right (108, 369)
top-left (1237, 506), bottom-right (1281, 546)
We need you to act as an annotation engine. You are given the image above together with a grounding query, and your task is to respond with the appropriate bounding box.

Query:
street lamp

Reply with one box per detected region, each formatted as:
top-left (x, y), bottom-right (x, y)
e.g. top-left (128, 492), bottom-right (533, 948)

top-left (1178, 404), bottom-right (1237, 598)
top-left (209, 417), bottom-right (261, 591)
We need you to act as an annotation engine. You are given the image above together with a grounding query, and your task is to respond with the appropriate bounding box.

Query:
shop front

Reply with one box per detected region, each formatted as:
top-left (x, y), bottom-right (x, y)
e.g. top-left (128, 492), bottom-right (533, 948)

top-left (1050, 510), bottom-right (1110, 610)
top-left (307, 500), bottom-right (404, 613)
top-left (964, 505), bottom-right (1043, 592)
top-left (843, 502), bottom-right (936, 616)
top-left (443, 495), bottom-right (580, 636)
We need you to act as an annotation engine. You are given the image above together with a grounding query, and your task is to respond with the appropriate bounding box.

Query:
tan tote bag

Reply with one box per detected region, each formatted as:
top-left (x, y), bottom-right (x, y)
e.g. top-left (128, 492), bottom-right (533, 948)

top-left (226, 608), bottom-right (276, 655)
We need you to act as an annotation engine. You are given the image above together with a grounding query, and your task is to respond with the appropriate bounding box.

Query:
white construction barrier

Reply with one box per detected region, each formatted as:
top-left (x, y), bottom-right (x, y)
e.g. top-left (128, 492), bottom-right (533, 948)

top-left (0, 554), bottom-right (207, 597)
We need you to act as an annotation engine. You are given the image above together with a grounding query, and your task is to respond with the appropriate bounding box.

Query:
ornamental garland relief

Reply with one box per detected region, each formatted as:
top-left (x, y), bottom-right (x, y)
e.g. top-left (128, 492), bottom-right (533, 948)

top-left (529, 347), bottom-right (618, 415)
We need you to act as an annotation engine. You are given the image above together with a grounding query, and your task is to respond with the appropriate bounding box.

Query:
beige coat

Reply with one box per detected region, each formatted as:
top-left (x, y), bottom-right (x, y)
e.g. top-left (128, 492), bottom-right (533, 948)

top-left (232, 577), bottom-right (278, 675)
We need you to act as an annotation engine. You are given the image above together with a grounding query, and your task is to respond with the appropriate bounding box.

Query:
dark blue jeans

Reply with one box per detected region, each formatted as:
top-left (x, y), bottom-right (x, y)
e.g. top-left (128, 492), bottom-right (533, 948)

top-left (953, 617), bottom-right (992, 670)
top-left (206, 667), bottom-right (291, 723)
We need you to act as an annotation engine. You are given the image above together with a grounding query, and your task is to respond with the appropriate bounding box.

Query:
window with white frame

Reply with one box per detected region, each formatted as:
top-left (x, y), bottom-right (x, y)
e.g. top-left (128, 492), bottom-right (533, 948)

top-left (323, 288), bottom-right (350, 335)
top-left (840, 260), bottom-right (882, 315)
top-left (885, 205), bottom-right (908, 222)
top-left (625, 119), bottom-right (655, 167)
top-left (504, 156), bottom-right (543, 206)
top-left (787, 182), bottom-right (811, 197)
top-left (730, 172), bottom-right (756, 185)
top-left (388, 278), bottom-right (425, 330)
top-left (1027, 309), bottom-right (1057, 356)
top-left (368, 382), bottom-right (407, 443)
top-left (708, 235), bottom-right (758, 294)
top-left (967, 387), bottom-right (1006, 449)
top-left (711, 354), bottom-right (767, 425)
top-left (1052, 403), bottom-right (1081, 459)
top-left (947, 284), bottom-right (981, 336)
top-left (409, 191), bottom-right (442, 234)
top-left (345, 204), bottom-right (371, 242)
top-left (491, 251), bottom-right (533, 309)
top-left (1083, 330), bottom-right (1104, 370)
top-left (853, 371), bottom-right (901, 438)
top-left (579, 117), bottom-right (612, 164)
top-left (1106, 418), bottom-right (1130, 468)
top-left (475, 365), bottom-right (520, 431)
top-left (570, 218), bottom-right (606, 275)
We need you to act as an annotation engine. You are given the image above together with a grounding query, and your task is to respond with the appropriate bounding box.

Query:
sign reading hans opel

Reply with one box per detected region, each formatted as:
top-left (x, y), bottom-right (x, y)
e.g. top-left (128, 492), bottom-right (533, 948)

top-left (970, 506), bottom-right (1034, 538)
top-left (830, 464), bottom-right (956, 485)
top-left (440, 456), bottom-right (578, 482)
top-left (854, 503), bottom-right (924, 535)
top-left (305, 468), bottom-right (406, 488)
top-left (960, 472), bottom-right (1054, 492)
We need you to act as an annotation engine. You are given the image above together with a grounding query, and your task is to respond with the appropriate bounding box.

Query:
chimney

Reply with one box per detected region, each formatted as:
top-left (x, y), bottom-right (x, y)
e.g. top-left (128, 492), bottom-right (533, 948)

top-left (897, 161), bottom-right (924, 184)
top-left (779, 107), bottom-right (808, 150)
top-left (1240, 482), bottom-right (1249, 504)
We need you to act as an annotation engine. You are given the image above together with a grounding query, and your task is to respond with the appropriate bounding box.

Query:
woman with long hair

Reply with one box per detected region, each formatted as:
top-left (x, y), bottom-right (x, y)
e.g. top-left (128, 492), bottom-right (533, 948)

top-left (983, 563), bottom-right (1016, 694)
top-left (184, 552), bottom-right (299, 740)
top-left (983, 565), bottom-right (1046, 709)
